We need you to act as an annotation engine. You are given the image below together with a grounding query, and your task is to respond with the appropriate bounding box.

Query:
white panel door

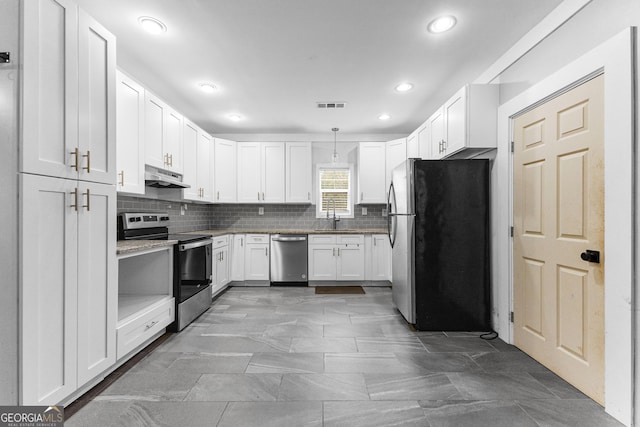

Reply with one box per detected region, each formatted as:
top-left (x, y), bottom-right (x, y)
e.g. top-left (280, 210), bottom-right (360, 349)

top-left (164, 107), bottom-right (183, 173)
top-left (198, 131), bottom-right (214, 202)
top-left (20, 174), bottom-right (78, 405)
top-left (308, 245), bottom-right (336, 281)
top-left (231, 235), bottom-right (245, 281)
top-left (417, 125), bottom-right (430, 160)
top-left (76, 181), bottom-right (116, 386)
top-left (261, 142), bottom-right (285, 203)
top-left (371, 234), bottom-right (391, 281)
top-left (385, 138), bottom-right (406, 197)
top-left (358, 142), bottom-right (386, 203)
top-left (77, 10), bottom-right (116, 185)
top-left (407, 131), bottom-right (419, 158)
top-left (337, 246), bottom-right (365, 280)
top-left (244, 244), bottom-right (270, 280)
top-left (21, 0), bottom-right (79, 180)
top-left (237, 142), bottom-right (261, 203)
top-left (214, 138), bottom-right (237, 203)
top-left (429, 108), bottom-right (445, 159)
top-left (285, 142), bottom-right (312, 203)
top-left (444, 86), bottom-right (467, 156)
top-left (115, 71), bottom-right (145, 194)
top-left (144, 93), bottom-right (166, 169)
top-left (182, 120), bottom-right (200, 200)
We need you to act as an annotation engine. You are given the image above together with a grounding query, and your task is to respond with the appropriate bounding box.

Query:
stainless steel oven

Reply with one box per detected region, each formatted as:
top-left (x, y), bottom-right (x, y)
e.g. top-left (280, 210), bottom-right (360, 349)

top-left (118, 212), bottom-right (213, 331)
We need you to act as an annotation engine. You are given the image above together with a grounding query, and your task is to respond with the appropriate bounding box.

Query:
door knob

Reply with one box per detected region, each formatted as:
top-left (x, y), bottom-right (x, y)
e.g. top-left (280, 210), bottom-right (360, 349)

top-left (580, 250), bottom-right (600, 263)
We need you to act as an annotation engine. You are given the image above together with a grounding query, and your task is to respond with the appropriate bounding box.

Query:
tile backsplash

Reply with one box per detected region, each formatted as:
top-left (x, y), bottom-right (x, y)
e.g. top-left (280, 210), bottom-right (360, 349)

top-left (117, 196), bottom-right (387, 232)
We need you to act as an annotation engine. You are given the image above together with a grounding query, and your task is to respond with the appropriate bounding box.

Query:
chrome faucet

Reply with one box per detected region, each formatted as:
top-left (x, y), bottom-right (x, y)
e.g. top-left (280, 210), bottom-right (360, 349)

top-left (327, 199), bottom-right (340, 230)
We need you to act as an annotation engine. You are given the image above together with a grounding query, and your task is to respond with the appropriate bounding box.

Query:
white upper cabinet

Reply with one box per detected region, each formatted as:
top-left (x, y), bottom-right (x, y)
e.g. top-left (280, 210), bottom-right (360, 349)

top-left (358, 142), bottom-right (387, 204)
top-left (21, 0), bottom-right (116, 185)
top-left (407, 130), bottom-right (420, 159)
top-left (431, 84), bottom-right (499, 159)
top-left (237, 142), bottom-right (285, 203)
top-left (116, 71), bottom-right (145, 194)
top-left (237, 142), bottom-right (262, 202)
top-left (385, 138), bottom-right (407, 197)
top-left (417, 124), bottom-right (430, 160)
top-left (214, 138), bottom-right (237, 203)
top-left (183, 121), bottom-right (214, 202)
top-left (285, 142), bottom-right (312, 203)
top-left (262, 142), bottom-right (285, 203)
top-left (428, 107), bottom-right (445, 159)
top-left (198, 131), bottom-right (214, 201)
top-left (144, 92), bottom-right (183, 173)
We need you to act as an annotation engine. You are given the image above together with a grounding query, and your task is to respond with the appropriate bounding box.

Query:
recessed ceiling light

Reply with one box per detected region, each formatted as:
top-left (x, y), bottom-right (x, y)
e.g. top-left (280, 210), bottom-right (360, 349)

top-left (395, 83), bottom-right (413, 92)
top-left (228, 114), bottom-right (243, 122)
top-left (138, 16), bottom-right (167, 34)
top-left (378, 114), bottom-right (391, 121)
top-left (199, 83), bottom-right (218, 93)
top-left (427, 15), bottom-right (457, 34)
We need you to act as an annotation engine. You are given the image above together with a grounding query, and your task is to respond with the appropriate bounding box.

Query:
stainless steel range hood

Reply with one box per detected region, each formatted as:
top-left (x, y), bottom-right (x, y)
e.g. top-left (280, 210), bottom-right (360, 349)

top-left (145, 165), bottom-right (190, 189)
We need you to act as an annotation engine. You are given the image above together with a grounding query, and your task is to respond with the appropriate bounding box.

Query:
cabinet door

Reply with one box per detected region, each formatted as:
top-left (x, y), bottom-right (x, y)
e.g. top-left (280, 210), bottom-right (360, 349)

top-left (358, 142), bottom-right (386, 204)
top-left (429, 108), bottom-right (445, 160)
top-left (21, 0), bottom-right (79, 180)
top-left (77, 10), bottom-right (116, 185)
top-left (237, 142), bottom-right (262, 203)
top-left (407, 130), bottom-right (419, 159)
top-left (214, 138), bottom-right (237, 203)
top-left (285, 142), bottom-right (312, 203)
top-left (308, 245), bottom-right (337, 281)
top-left (371, 235), bottom-right (391, 281)
top-left (337, 245), bottom-right (365, 280)
top-left (385, 138), bottom-right (407, 197)
top-left (20, 174), bottom-right (78, 405)
top-left (198, 131), bottom-right (213, 201)
top-left (144, 93), bottom-right (166, 169)
top-left (77, 181), bottom-right (116, 386)
top-left (231, 235), bottom-right (245, 281)
top-left (182, 120), bottom-right (200, 201)
top-left (164, 107), bottom-right (183, 173)
top-left (417, 124), bottom-right (430, 160)
top-left (444, 86), bottom-right (467, 156)
top-left (261, 142), bottom-right (285, 203)
top-left (220, 247), bottom-right (230, 285)
top-left (244, 244), bottom-right (270, 280)
top-left (116, 71), bottom-right (145, 194)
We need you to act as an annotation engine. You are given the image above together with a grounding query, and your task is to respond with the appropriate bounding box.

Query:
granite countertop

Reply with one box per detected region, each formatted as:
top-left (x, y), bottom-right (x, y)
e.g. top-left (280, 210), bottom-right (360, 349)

top-left (186, 228), bottom-right (388, 237)
top-left (116, 239), bottom-right (178, 255)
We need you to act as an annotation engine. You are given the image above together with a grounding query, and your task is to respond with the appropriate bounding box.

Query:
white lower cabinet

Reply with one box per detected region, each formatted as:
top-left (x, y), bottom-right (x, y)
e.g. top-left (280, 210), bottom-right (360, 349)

top-left (20, 173), bottom-right (117, 405)
top-left (212, 235), bottom-right (230, 295)
top-left (244, 234), bottom-right (270, 281)
top-left (308, 235), bottom-right (365, 281)
top-left (231, 234), bottom-right (245, 281)
top-left (116, 298), bottom-right (174, 359)
top-left (371, 234), bottom-right (392, 281)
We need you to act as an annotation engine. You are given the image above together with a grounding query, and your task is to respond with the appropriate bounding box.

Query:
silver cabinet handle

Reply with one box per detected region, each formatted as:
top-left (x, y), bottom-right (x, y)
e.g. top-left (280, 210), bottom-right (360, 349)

top-left (70, 148), bottom-right (79, 171)
top-left (258, 192), bottom-right (260, 201)
top-left (361, 192), bottom-right (363, 201)
top-left (70, 188), bottom-right (78, 211)
top-left (145, 320), bottom-right (158, 330)
top-left (374, 238), bottom-right (377, 246)
top-left (169, 154), bottom-right (173, 167)
top-left (262, 192), bottom-right (265, 201)
top-left (333, 248), bottom-right (336, 257)
top-left (82, 188), bottom-right (90, 211)
top-left (308, 192), bottom-right (310, 201)
top-left (337, 247), bottom-right (340, 256)
top-left (118, 170), bottom-right (125, 187)
top-left (82, 150), bottom-right (91, 173)
top-left (241, 238), bottom-right (243, 247)
top-left (265, 247), bottom-right (268, 256)
top-left (217, 191), bottom-right (220, 200)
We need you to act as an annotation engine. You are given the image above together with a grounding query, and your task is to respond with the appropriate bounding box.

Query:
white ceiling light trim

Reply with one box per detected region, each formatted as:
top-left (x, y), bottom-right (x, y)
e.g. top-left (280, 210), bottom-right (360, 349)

top-left (378, 114), bottom-right (391, 121)
top-left (427, 15), bottom-right (457, 33)
top-left (199, 83), bottom-right (218, 93)
top-left (138, 16), bottom-right (167, 34)
top-left (395, 82), bottom-right (413, 92)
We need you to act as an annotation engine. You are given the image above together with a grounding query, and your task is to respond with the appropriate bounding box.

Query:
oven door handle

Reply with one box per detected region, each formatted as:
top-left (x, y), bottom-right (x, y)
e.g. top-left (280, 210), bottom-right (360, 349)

top-left (179, 239), bottom-right (213, 251)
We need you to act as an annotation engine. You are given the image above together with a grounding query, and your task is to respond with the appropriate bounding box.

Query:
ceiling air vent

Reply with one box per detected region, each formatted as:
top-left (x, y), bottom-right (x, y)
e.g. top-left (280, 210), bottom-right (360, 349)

top-left (317, 102), bottom-right (346, 109)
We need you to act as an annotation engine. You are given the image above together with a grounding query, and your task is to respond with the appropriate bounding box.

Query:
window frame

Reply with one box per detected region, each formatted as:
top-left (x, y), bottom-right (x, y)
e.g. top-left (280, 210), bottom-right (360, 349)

top-left (315, 163), bottom-right (355, 219)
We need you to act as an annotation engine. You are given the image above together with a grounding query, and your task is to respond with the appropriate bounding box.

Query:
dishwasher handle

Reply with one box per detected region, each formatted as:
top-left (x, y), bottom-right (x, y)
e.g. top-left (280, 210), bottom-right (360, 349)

top-left (271, 236), bottom-right (307, 242)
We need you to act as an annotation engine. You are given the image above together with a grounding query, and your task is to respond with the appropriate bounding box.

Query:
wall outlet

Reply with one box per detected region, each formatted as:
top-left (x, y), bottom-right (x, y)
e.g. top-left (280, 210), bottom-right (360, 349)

top-left (382, 208), bottom-right (388, 217)
top-left (361, 207), bottom-right (367, 216)
top-left (258, 207), bottom-right (264, 215)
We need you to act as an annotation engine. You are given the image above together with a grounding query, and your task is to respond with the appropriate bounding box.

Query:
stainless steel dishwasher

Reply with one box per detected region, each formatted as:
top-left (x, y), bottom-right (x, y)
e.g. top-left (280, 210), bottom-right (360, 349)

top-left (270, 234), bottom-right (308, 284)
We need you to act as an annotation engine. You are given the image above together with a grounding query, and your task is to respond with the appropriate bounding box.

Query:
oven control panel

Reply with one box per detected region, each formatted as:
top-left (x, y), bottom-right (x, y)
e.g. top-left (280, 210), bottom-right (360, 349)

top-left (119, 212), bottom-right (170, 230)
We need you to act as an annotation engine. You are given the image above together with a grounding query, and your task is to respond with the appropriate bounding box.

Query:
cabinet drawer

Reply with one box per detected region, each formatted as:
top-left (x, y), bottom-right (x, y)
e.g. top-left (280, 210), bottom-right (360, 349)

top-left (309, 234), bottom-right (337, 245)
top-left (117, 298), bottom-right (174, 360)
top-left (246, 234), bottom-right (269, 244)
top-left (213, 235), bottom-right (229, 249)
top-left (337, 235), bottom-right (364, 245)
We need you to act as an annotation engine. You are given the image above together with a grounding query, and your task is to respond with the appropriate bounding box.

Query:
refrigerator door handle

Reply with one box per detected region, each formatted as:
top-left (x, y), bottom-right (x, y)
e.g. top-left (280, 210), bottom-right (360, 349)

top-left (388, 182), bottom-right (397, 248)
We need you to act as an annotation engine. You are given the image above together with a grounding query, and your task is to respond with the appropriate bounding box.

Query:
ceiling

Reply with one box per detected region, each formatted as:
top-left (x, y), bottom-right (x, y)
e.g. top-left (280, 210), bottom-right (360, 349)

top-left (75, 0), bottom-right (564, 136)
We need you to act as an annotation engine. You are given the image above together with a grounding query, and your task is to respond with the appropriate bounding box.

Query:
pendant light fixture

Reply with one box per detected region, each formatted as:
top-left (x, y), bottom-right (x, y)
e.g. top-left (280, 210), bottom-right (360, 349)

top-left (332, 127), bottom-right (340, 163)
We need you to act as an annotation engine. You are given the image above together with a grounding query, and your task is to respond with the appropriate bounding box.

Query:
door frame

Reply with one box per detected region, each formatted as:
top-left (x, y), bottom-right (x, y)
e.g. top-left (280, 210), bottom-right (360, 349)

top-left (494, 28), bottom-right (636, 424)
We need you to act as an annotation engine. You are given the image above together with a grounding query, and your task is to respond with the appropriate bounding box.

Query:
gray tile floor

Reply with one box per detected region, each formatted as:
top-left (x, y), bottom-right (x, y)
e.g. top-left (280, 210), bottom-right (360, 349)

top-left (68, 287), bottom-right (623, 426)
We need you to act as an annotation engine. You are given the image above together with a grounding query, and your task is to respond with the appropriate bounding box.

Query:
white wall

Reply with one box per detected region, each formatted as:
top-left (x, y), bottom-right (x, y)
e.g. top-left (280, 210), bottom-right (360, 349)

top-left (0, 0), bottom-right (20, 405)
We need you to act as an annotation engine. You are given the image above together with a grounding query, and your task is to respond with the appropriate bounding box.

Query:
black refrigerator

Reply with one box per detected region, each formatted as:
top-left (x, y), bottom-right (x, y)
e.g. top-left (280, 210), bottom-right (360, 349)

top-left (388, 158), bottom-right (491, 331)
